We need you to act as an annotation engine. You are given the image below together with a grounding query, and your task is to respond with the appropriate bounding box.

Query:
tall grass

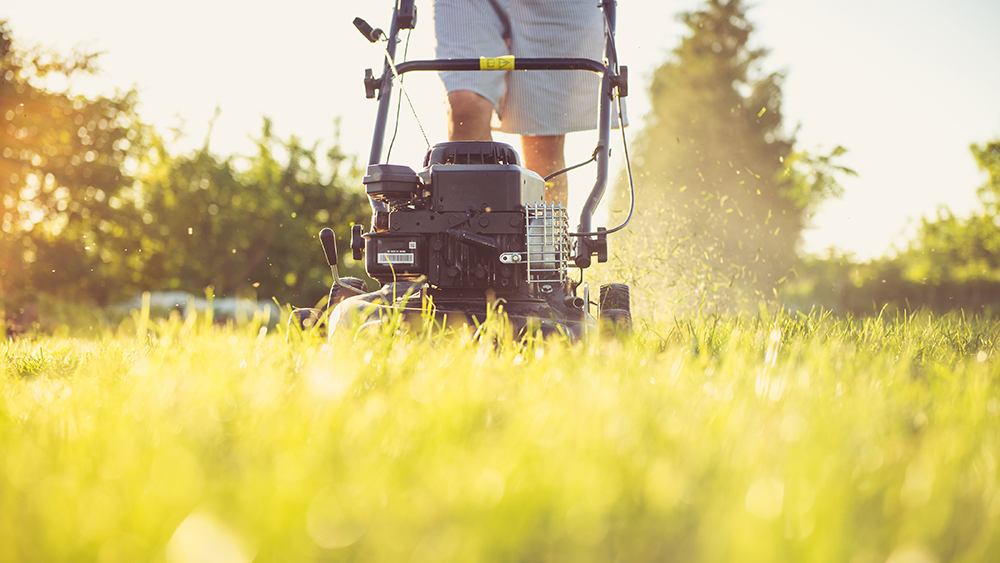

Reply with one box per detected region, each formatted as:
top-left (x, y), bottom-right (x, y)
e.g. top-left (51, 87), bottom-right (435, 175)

top-left (1, 307), bottom-right (998, 562)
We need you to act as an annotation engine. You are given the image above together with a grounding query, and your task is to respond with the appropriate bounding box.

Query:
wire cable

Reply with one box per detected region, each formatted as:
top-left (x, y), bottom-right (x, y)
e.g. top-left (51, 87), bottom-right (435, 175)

top-left (385, 29), bottom-right (412, 161)
top-left (381, 37), bottom-right (430, 151)
top-left (599, 92), bottom-right (636, 236)
top-left (544, 149), bottom-right (597, 182)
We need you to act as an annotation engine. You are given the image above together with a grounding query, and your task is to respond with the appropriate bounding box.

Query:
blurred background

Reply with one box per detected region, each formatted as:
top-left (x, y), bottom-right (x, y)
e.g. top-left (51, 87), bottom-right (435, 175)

top-left (2, 0), bottom-right (999, 322)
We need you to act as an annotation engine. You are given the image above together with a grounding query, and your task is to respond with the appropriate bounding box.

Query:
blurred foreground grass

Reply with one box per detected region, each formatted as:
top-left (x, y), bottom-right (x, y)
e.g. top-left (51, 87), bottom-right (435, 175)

top-left (2, 308), bottom-right (999, 563)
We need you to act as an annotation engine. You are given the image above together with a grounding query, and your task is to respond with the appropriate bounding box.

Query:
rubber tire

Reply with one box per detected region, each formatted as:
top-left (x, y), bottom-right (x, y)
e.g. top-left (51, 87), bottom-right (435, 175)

top-left (329, 277), bottom-right (369, 309)
top-left (599, 283), bottom-right (632, 336)
top-left (289, 307), bottom-right (324, 331)
top-left (338, 277), bottom-right (369, 292)
top-left (599, 283), bottom-right (630, 313)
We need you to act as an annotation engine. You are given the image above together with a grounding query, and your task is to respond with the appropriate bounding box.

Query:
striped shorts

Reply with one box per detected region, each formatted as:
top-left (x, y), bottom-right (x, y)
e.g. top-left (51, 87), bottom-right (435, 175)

top-left (433, 0), bottom-right (608, 136)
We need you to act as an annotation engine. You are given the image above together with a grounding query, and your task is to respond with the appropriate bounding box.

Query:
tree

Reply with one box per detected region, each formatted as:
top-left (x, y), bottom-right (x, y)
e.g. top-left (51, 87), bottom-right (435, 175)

top-left (896, 139), bottom-right (1000, 285)
top-left (134, 119), bottom-right (369, 307)
top-left (972, 140), bottom-right (1000, 215)
top-left (0, 21), bottom-right (145, 304)
top-left (621, 0), bottom-right (847, 306)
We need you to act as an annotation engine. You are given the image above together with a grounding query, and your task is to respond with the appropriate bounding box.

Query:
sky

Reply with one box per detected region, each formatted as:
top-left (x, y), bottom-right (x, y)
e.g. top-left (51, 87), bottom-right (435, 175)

top-left (3, 0), bottom-right (999, 260)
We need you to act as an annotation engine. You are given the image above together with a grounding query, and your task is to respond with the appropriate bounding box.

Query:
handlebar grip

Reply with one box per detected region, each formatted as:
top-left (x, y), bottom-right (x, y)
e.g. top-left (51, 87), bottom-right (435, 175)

top-left (353, 17), bottom-right (382, 43)
top-left (319, 228), bottom-right (338, 267)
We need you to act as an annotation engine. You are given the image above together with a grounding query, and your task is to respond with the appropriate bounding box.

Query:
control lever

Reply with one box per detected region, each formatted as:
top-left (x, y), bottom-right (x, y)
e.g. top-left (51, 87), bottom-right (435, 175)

top-left (319, 228), bottom-right (366, 295)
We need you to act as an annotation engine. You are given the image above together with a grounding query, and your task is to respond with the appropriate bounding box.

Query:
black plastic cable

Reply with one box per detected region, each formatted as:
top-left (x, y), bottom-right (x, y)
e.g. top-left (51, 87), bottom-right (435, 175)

top-left (385, 29), bottom-right (412, 161)
top-left (597, 93), bottom-right (635, 236)
top-left (544, 150), bottom-right (597, 182)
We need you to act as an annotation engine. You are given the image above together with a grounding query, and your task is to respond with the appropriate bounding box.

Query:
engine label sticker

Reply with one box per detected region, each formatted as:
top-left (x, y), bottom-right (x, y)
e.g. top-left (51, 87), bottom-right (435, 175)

top-left (377, 252), bottom-right (414, 265)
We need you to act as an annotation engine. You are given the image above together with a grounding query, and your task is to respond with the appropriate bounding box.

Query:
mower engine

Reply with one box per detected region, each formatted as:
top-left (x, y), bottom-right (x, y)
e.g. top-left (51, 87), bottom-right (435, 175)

top-left (363, 141), bottom-right (569, 293)
top-left (326, 140), bottom-right (588, 336)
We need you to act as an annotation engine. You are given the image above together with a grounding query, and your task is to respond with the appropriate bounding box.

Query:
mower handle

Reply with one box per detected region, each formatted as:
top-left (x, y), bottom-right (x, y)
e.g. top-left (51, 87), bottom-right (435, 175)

top-left (391, 57), bottom-right (609, 75)
top-left (365, 0), bottom-right (621, 268)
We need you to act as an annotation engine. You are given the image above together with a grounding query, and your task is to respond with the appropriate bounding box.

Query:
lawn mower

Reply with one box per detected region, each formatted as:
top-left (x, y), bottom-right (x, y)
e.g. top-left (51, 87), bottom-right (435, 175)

top-left (290, 0), bottom-right (634, 340)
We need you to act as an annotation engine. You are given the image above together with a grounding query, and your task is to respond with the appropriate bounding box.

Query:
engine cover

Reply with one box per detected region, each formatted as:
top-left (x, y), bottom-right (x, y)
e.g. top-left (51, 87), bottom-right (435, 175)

top-left (426, 165), bottom-right (544, 212)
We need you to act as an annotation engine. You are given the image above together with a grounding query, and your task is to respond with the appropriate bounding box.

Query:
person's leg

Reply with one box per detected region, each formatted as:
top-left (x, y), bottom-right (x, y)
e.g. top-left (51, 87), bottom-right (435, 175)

top-left (435, 0), bottom-right (509, 143)
top-left (502, 1), bottom-right (605, 207)
top-left (521, 134), bottom-right (567, 204)
top-left (446, 90), bottom-right (494, 142)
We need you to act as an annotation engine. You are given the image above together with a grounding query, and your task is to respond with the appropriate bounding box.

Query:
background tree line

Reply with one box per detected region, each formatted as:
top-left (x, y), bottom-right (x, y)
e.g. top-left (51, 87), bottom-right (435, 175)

top-left (1, 21), bottom-right (369, 315)
top-left (784, 140), bottom-right (1000, 315)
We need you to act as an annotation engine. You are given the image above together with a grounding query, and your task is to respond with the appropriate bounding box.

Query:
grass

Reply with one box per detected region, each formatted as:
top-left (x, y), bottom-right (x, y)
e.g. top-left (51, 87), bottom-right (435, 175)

top-left (1, 306), bottom-right (999, 563)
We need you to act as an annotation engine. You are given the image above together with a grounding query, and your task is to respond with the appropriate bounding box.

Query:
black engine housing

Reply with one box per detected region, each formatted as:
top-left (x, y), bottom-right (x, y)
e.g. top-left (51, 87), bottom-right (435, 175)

top-left (363, 141), bottom-right (549, 297)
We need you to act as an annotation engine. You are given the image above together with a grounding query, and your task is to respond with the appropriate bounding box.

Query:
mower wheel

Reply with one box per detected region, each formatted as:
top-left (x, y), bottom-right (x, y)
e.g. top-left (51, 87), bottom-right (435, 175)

top-left (289, 307), bottom-right (324, 332)
top-left (339, 277), bottom-right (369, 292)
top-left (599, 283), bottom-right (630, 313)
top-left (599, 308), bottom-right (632, 335)
top-left (329, 277), bottom-right (369, 309)
top-left (599, 283), bottom-right (632, 336)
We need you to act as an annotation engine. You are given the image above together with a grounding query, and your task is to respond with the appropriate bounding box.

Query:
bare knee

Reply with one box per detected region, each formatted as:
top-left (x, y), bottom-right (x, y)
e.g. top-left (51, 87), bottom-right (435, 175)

top-left (447, 91), bottom-right (494, 141)
top-left (521, 135), bottom-right (567, 204)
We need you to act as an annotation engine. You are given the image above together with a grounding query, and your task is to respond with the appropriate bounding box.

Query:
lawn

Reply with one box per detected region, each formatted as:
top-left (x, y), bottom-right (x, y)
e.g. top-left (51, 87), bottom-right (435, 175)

top-left (1, 305), bottom-right (998, 562)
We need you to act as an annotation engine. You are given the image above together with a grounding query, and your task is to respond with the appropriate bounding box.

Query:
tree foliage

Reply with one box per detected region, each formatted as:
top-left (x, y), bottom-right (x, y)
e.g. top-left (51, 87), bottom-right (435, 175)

top-left (897, 140), bottom-right (1000, 285)
top-left (134, 120), bottom-right (369, 307)
top-left (1, 21), bottom-right (145, 303)
top-left (972, 141), bottom-right (1000, 216)
top-left (1, 23), bottom-right (368, 310)
top-left (621, 0), bottom-right (849, 305)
